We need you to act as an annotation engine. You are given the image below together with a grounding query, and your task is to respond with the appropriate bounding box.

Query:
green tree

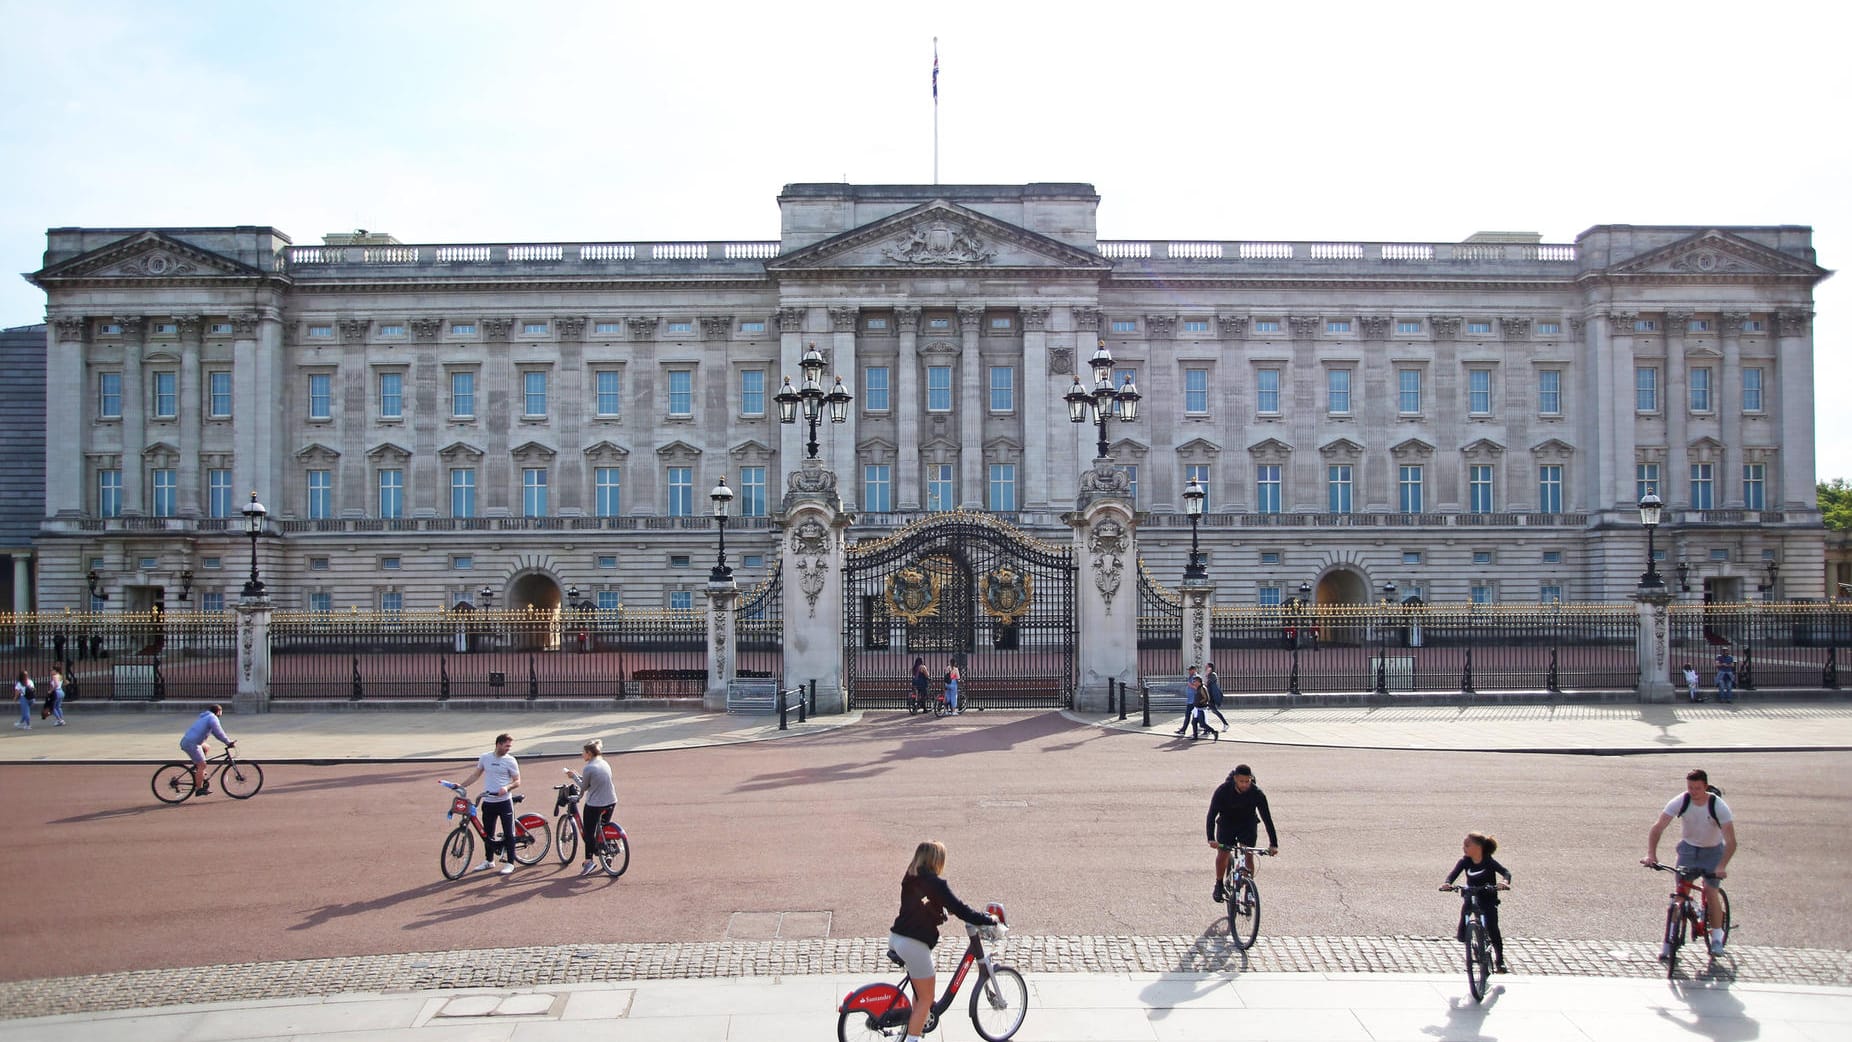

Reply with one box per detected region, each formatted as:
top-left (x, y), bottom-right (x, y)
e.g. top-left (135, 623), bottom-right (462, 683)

top-left (1820, 478), bottom-right (1852, 530)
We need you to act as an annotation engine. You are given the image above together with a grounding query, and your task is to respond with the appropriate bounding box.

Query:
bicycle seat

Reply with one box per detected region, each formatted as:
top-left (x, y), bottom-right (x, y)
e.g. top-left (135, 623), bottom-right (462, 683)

top-left (512, 794), bottom-right (525, 804)
top-left (885, 949), bottom-right (904, 968)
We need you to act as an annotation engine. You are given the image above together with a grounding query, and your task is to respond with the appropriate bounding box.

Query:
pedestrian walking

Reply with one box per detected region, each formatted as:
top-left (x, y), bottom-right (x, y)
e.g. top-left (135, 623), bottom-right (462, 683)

top-left (1683, 664), bottom-right (1702, 703)
top-left (1203, 662), bottom-right (1230, 730)
top-left (1174, 666), bottom-right (1203, 736)
top-left (910, 657), bottom-right (930, 713)
top-left (943, 661), bottom-right (962, 715)
top-left (13, 671), bottom-right (34, 730)
top-left (46, 668), bottom-right (67, 725)
top-left (455, 733), bottom-right (522, 875)
top-left (1190, 681), bottom-right (1219, 741)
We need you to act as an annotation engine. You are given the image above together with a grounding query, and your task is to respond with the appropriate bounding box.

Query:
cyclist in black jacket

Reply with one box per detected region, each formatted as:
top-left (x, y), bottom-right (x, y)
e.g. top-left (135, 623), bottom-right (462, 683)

top-left (1206, 764), bottom-right (1279, 903)
top-left (1441, 831), bottom-right (1512, 973)
top-left (889, 840), bottom-right (998, 1042)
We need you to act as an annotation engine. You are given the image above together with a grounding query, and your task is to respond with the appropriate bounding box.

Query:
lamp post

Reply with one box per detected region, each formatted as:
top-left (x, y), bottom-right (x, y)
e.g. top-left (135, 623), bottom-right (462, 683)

top-left (709, 476), bottom-right (735, 583)
top-left (1181, 477), bottom-right (1208, 583)
top-left (1289, 581), bottom-right (1312, 696)
top-left (240, 492), bottom-right (268, 599)
top-left (1638, 489), bottom-right (1664, 587)
top-left (477, 584), bottom-right (494, 610)
top-left (775, 342), bottom-right (852, 460)
top-left (1064, 338), bottom-right (1141, 461)
top-left (86, 569), bottom-right (109, 603)
top-left (1676, 559), bottom-right (1691, 594)
top-left (176, 570), bottom-right (194, 603)
top-left (1375, 580), bottom-right (1398, 694)
top-left (1761, 561), bottom-right (1780, 602)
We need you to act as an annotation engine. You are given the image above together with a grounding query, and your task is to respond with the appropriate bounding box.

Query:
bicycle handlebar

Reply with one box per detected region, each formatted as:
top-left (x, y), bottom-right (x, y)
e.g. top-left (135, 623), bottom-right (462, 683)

top-left (1215, 844), bottom-right (1277, 854)
top-left (1644, 862), bottom-right (1711, 880)
top-left (1439, 884), bottom-right (1509, 892)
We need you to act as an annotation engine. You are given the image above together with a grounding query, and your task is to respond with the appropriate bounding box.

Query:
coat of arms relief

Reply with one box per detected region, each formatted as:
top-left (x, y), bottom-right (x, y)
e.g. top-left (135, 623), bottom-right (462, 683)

top-left (883, 219), bottom-right (997, 265)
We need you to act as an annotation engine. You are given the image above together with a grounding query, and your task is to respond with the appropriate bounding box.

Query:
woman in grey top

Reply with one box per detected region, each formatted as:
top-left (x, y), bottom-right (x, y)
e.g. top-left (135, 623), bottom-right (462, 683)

top-left (567, 739), bottom-right (618, 876)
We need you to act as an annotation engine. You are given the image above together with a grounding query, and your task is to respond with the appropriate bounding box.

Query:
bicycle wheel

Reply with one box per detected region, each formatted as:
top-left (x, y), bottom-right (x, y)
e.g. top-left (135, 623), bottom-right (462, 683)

top-left (969, 965), bottom-right (1029, 1042)
top-left (1663, 903), bottom-right (1685, 978)
top-left (1714, 887), bottom-right (1731, 949)
top-left (510, 816), bottom-right (551, 866)
top-left (1227, 876), bottom-right (1261, 951)
top-left (555, 815), bottom-right (579, 864)
top-left (1465, 921), bottom-right (1493, 1001)
top-left (151, 763), bottom-right (196, 804)
top-left (218, 760), bottom-right (264, 799)
top-left (837, 1006), bottom-right (901, 1042)
top-left (439, 825), bottom-right (474, 881)
top-left (600, 830), bottom-right (631, 878)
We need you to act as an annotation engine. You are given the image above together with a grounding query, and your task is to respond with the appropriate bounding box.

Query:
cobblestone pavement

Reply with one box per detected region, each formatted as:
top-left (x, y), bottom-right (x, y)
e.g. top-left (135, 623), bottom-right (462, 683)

top-left (4, 933), bottom-right (1848, 1021)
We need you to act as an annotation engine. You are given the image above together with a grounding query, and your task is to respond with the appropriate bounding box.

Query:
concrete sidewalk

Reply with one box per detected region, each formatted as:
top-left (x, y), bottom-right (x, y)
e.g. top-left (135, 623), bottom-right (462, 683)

top-left (1076, 701), bottom-right (1852, 753)
top-left (1, 971), bottom-right (1845, 1041)
top-left (0, 706), bottom-right (857, 764)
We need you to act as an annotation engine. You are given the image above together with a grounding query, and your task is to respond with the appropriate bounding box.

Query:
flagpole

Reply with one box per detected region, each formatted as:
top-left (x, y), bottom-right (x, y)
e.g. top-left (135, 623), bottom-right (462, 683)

top-left (932, 38), bottom-right (939, 185)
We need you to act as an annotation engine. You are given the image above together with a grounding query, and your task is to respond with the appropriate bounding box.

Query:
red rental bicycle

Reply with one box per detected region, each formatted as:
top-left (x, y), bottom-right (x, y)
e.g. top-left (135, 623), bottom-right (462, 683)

top-left (837, 902), bottom-right (1027, 1042)
top-left (437, 780), bottom-right (551, 879)
top-left (1646, 861), bottom-right (1731, 977)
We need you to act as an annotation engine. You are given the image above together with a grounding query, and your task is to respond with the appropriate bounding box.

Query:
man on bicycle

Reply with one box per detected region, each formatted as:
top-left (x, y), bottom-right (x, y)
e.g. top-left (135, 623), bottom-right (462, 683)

top-left (180, 704), bottom-right (233, 795)
top-left (1206, 764), bottom-right (1279, 903)
top-left (1642, 767), bottom-right (1737, 956)
top-left (457, 733), bottom-right (522, 875)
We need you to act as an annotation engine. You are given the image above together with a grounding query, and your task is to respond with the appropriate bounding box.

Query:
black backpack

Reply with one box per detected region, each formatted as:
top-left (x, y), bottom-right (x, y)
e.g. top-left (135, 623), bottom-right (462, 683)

top-left (1676, 785), bottom-right (1726, 824)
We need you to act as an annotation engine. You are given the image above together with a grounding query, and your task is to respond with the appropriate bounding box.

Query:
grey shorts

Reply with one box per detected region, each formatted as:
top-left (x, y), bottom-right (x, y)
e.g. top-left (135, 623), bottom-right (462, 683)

top-left (887, 933), bottom-right (936, 979)
top-left (1676, 841), bottom-right (1724, 879)
top-left (180, 739), bottom-right (205, 764)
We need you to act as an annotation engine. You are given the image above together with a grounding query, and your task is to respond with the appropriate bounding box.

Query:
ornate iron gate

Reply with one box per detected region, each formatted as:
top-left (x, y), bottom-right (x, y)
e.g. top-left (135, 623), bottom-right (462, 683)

top-left (736, 564), bottom-right (783, 683)
top-left (1137, 562), bottom-right (1183, 678)
top-left (843, 513), bottom-right (1076, 708)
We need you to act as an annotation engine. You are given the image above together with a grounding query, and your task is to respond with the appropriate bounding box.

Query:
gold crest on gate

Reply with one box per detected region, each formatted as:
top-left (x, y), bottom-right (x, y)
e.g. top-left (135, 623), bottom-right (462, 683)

top-left (981, 566), bottom-right (1034, 625)
top-left (886, 566), bottom-right (942, 623)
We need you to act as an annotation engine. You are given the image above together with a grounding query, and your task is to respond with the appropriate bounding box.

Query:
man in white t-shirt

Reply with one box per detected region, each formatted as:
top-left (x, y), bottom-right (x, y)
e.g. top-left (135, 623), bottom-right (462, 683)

top-left (456, 733), bottom-right (522, 875)
top-left (1642, 767), bottom-right (1737, 956)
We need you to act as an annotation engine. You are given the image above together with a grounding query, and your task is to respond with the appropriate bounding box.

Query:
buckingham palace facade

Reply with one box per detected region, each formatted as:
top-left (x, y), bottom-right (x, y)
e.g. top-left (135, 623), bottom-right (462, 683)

top-left (24, 182), bottom-right (1829, 613)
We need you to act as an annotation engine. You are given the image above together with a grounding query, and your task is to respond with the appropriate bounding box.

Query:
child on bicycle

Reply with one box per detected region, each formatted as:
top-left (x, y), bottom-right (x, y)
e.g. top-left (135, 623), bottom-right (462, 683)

top-left (889, 840), bottom-right (998, 1042)
top-left (1440, 831), bottom-right (1512, 973)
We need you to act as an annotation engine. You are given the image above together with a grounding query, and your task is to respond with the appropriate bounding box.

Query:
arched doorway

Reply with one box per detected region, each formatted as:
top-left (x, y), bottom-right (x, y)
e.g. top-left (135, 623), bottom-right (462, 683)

top-left (507, 572), bottom-right (563, 650)
top-left (1313, 567), bottom-right (1371, 645)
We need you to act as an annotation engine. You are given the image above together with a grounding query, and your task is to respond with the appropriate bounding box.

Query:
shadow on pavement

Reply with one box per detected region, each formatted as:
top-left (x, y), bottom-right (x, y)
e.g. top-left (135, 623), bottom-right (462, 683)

top-left (1142, 919), bottom-right (1247, 1019)
top-left (1424, 987), bottom-right (1504, 1040)
top-left (728, 712), bottom-right (1080, 794)
top-left (1657, 974), bottom-right (1755, 1041)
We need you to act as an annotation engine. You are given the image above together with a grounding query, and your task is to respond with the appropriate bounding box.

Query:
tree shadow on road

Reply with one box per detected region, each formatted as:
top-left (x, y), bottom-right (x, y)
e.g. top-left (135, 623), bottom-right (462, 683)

top-left (263, 765), bottom-right (440, 796)
top-left (1140, 918), bottom-right (1248, 1020)
top-left (292, 878), bottom-right (460, 932)
top-left (404, 868), bottom-right (598, 930)
top-left (727, 712), bottom-right (1081, 794)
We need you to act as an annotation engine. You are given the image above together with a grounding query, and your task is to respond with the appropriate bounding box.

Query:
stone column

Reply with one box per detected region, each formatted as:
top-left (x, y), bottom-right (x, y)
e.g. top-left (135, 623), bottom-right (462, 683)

top-left (230, 312), bottom-right (262, 503)
top-left (778, 458), bottom-right (849, 712)
top-left (1662, 312), bottom-right (1689, 511)
top-left (1635, 584), bottom-right (1675, 703)
top-left (957, 305), bottom-right (985, 508)
top-left (1775, 310), bottom-right (1815, 509)
top-left (895, 308), bottom-right (922, 509)
top-left (1719, 313), bottom-right (1744, 507)
top-left (1605, 312), bottom-right (1638, 510)
top-left (177, 316), bottom-right (203, 516)
top-left (1068, 460), bottom-right (1138, 711)
top-left (829, 306), bottom-right (860, 510)
top-left (234, 597), bottom-right (272, 713)
top-left (1181, 582), bottom-right (1214, 678)
top-left (49, 319), bottom-right (87, 516)
top-left (1021, 306), bottom-right (1051, 510)
top-left (556, 316), bottom-right (588, 512)
top-left (703, 577), bottom-right (739, 711)
top-left (119, 318), bottom-right (146, 516)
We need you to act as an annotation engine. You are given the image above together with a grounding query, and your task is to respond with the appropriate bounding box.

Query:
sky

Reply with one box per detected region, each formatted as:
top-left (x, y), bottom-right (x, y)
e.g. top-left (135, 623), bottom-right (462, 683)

top-left (2, 0), bottom-right (1847, 478)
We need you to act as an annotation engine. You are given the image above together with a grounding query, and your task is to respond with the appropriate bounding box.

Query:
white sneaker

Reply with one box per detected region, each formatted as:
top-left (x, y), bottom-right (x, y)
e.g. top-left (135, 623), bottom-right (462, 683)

top-left (580, 860), bottom-right (597, 876)
top-left (1658, 942), bottom-right (1673, 961)
top-left (1709, 931), bottom-right (1726, 955)
top-left (473, 860), bottom-right (495, 872)
top-left (499, 863), bottom-right (515, 875)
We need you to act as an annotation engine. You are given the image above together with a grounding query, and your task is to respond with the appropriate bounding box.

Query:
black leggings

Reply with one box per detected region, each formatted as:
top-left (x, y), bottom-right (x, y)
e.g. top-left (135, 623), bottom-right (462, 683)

top-left (582, 803), bottom-right (614, 854)
top-left (481, 799), bottom-right (515, 861)
top-left (1457, 904), bottom-right (1505, 960)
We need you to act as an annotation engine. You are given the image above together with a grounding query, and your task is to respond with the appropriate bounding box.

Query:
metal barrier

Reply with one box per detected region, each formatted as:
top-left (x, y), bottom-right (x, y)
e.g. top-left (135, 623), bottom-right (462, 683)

top-left (777, 685), bottom-right (809, 730)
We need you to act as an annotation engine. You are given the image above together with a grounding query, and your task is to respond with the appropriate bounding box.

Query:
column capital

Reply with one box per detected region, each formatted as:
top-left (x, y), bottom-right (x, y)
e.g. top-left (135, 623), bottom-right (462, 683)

top-left (1359, 315), bottom-right (1390, 339)
top-left (956, 305), bottom-right (985, 329)
top-left (481, 316), bottom-right (514, 341)
top-left (1145, 314), bottom-right (1176, 339)
top-left (894, 306), bottom-right (920, 332)
top-left (828, 306), bottom-right (859, 333)
top-left (1427, 315), bottom-right (1462, 339)
top-left (338, 318), bottom-right (370, 343)
top-left (700, 315), bottom-right (734, 340)
top-left (1020, 305), bottom-right (1050, 331)
top-left (1720, 311), bottom-right (1749, 334)
top-left (1777, 309), bottom-right (1812, 337)
top-left (1663, 310), bottom-right (1692, 330)
top-left (1218, 315), bottom-right (1248, 339)
top-left (1499, 316), bottom-right (1531, 340)
top-left (1568, 315), bottom-right (1587, 337)
top-left (1072, 307), bottom-right (1102, 332)
top-left (115, 316), bottom-right (146, 338)
top-left (52, 317), bottom-right (86, 342)
top-left (1287, 314), bottom-right (1322, 339)
top-left (777, 306), bottom-right (807, 333)
top-left (627, 316), bottom-right (659, 340)
top-left (554, 315), bottom-right (587, 339)
top-left (1607, 310), bottom-right (1638, 334)
top-left (409, 316), bottom-right (442, 341)
top-left (175, 315), bottom-right (204, 342)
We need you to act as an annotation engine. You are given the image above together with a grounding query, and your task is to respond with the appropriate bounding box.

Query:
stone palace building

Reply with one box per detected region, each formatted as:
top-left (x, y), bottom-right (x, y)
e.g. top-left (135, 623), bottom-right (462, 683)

top-left (24, 182), bottom-right (1830, 614)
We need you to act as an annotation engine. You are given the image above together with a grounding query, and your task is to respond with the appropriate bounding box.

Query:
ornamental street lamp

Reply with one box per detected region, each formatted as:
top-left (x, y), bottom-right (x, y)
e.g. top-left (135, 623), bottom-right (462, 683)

top-left (1761, 561), bottom-right (1780, 601)
top-left (1375, 580), bottom-right (1398, 695)
top-left (1676, 559), bottom-right (1691, 593)
top-left (1181, 477), bottom-right (1208, 583)
top-left (240, 492), bottom-right (268, 599)
top-left (176, 569), bottom-right (194, 603)
top-left (86, 569), bottom-right (109, 603)
top-left (775, 342), bottom-right (852, 460)
top-left (1288, 580), bottom-right (1312, 696)
top-left (1064, 338), bottom-right (1141, 461)
top-left (1638, 489), bottom-right (1664, 587)
top-left (566, 584), bottom-right (581, 609)
top-left (477, 585), bottom-right (495, 610)
top-left (709, 476), bottom-right (735, 583)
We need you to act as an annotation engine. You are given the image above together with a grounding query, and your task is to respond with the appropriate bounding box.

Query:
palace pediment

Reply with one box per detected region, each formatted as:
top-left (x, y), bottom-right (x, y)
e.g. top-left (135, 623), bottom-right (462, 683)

top-left (1603, 229), bottom-right (1828, 281)
top-left (31, 231), bottom-right (267, 283)
top-left (765, 200), bottom-right (1110, 275)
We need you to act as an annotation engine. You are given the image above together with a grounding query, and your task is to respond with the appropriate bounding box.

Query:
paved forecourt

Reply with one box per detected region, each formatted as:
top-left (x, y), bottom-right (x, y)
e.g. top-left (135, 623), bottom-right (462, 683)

top-left (3, 967), bottom-right (1849, 1042)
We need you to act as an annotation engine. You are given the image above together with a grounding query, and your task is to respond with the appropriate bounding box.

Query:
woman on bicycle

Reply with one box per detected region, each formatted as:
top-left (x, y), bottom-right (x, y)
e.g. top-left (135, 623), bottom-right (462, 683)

top-left (890, 840), bottom-right (997, 1042)
top-left (1441, 831), bottom-right (1512, 973)
top-left (911, 658), bottom-right (930, 713)
top-left (568, 738), bottom-right (617, 876)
